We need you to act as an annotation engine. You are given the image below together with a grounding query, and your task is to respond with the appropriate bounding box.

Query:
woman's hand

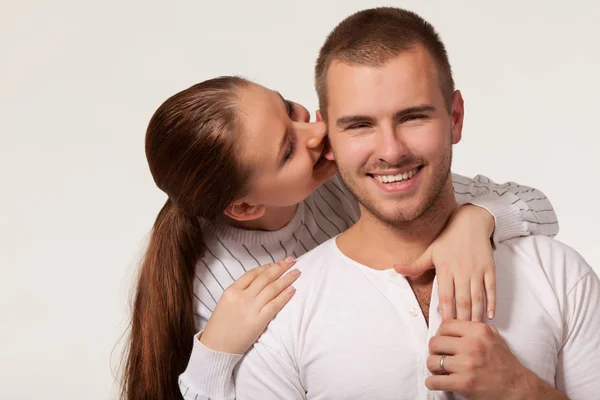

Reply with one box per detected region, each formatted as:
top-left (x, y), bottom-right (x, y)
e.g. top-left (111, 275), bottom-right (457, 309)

top-left (200, 257), bottom-right (300, 354)
top-left (394, 205), bottom-right (496, 322)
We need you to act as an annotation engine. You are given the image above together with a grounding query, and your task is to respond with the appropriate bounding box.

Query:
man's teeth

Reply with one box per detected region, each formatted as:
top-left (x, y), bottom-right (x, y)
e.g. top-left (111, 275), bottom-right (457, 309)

top-left (373, 168), bottom-right (418, 183)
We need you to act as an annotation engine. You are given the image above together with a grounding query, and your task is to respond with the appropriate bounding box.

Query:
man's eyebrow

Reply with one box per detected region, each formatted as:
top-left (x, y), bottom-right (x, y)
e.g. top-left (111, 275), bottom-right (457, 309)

top-left (393, 105), bottom-right (436, 119)
top-left (335, 105), bottom-right (436, 128)
top-left (335, 115), bottom-right (375, 128)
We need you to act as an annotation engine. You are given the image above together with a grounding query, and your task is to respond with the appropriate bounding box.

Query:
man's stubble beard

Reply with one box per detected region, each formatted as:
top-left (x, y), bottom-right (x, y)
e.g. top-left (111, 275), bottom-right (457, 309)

top-left (338, 148), bottom-right (453, 230)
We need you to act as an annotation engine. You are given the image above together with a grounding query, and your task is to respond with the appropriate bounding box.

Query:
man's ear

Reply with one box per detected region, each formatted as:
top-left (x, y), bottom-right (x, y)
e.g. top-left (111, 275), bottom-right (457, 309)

top-left (224, 202), bottom-right (265, 221)
top-left (324, 146), bottom-right (335, 161)
top-left (451, 90), bottom-right (464, 145)
top-left (323, 136), bottom-right (335, 161)
top-left (316, 111), bottom-right (336, 161)
top-left (316, 110), bottom-right (323, 122)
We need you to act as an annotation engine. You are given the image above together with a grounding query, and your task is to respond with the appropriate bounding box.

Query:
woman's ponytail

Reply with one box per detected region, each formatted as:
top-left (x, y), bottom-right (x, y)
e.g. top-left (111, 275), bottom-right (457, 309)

top-left (122, 199), bottom-right (204, 399)
top-left (122, 76), bottom-right (252, 399)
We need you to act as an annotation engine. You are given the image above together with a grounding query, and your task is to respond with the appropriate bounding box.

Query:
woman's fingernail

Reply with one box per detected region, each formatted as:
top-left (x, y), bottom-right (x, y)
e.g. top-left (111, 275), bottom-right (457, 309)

top-left (285, 256), bottom-right (295, 263)
top-left (290, 268), bottom-right (301, 276)
top-left (487, 310), bottom-right (495, 320)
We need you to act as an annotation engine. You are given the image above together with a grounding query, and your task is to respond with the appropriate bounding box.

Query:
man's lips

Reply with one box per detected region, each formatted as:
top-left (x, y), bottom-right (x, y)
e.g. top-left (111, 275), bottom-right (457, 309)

top-left (367, 165), bottom-right (423, 183)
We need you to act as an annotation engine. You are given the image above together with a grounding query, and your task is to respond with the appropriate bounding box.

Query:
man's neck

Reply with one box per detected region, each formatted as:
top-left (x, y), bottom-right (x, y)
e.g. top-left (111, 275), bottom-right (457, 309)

top-left (336, 179), bottom-right (457, 325)
top-left (337, 179), bottom-right (457, 271)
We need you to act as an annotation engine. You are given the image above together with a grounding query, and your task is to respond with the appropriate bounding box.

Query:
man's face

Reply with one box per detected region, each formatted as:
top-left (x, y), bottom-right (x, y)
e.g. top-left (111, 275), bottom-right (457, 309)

top-left (324, 45), bottom-right (464, 224)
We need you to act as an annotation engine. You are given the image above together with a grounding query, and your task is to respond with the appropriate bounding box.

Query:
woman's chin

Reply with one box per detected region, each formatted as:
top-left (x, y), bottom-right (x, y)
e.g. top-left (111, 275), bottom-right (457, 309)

top-left (313, 155), bottom-right (338, 178)
top-left (314, 165), bottom-right (338, 186)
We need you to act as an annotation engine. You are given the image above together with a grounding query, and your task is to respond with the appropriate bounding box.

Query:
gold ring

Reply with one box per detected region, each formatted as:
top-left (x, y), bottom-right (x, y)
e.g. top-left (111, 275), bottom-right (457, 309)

top-left (439, 354), bottom-right (448, 374)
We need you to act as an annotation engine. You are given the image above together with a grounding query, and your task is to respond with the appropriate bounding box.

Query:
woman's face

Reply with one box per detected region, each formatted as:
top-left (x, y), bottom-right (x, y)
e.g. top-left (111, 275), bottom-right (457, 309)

top-left (236, 83), bottom-right (337, 208)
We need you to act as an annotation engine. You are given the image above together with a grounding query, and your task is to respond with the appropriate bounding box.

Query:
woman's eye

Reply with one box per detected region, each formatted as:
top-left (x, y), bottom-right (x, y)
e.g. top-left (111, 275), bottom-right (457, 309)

top-left (285, 101), bottom-right (295, 117)
top-left (284, 139), bottom-right (295, 162)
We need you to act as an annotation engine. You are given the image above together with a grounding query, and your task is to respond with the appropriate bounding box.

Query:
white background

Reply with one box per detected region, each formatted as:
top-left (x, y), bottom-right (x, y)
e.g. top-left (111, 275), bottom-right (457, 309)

top-left (2, 0), bottom-right (599, 398)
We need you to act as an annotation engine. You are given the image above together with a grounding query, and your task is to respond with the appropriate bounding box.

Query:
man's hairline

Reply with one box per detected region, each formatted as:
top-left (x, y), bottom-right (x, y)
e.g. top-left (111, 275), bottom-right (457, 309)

top-left (318, 44), bottom-right (450, 123)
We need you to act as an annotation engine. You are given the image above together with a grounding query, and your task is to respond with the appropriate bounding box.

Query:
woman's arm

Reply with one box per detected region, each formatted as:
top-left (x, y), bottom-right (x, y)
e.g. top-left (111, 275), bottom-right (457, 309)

top-left (396, 173), bottom-right (559, 322)
top-left (179, 336), bottom-right (242, 400)
top-left (179, 258), bottom-right (299, 400)
top-left (451, 173), bottom-right (559, 242)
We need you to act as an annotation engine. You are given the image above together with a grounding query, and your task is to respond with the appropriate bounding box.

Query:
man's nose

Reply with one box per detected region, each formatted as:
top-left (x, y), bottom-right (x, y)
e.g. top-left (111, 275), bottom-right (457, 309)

top-left (375, 126), bottom-right (408, 165)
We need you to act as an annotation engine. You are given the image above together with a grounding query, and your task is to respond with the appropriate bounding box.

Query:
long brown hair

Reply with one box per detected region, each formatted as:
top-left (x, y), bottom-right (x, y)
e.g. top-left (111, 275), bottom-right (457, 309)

top-left (121, 76), bottom-right (251, 399)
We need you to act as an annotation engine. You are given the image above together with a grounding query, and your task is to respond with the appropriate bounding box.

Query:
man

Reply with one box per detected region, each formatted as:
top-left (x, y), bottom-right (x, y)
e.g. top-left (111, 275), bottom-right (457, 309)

top-left (234, 7), bottom-right (600, 400)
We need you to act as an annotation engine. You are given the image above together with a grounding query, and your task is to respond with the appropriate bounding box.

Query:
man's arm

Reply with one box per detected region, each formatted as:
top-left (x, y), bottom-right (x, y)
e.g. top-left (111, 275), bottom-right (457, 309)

top-left (505, 263), bottom-right (600, 400)
top-left (426, 320), bottom-right (569, 400)
top-left (519, 372), bottom-right (568, 400)
top-left (555, 269), bottom-right (600, 399)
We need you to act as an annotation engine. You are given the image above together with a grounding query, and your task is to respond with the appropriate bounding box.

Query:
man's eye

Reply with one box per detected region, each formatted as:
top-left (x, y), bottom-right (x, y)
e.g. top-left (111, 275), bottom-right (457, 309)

top-left (402, 114), bottom-right (426, 122)
top-left (347, 123), bottom-right (370, 130)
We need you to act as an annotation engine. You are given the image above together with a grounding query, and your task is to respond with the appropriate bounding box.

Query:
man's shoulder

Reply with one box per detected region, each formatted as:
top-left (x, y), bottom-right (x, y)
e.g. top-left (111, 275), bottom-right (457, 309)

top-left (277, 237), bottom-right (350, 313)
top-left (293, 237), bottom-right (341, 277)
top-left (496, 235), bottom-right (593, 292)
top-left (257, 238), bottom-right (344, 336)
top-left (498, 235), bottom-right (588, 265)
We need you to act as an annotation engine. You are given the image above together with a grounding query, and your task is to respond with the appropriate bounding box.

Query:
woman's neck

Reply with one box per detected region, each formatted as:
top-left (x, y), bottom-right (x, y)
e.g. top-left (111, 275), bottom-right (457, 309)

top-left (229, 204), bottom-right (299, 231)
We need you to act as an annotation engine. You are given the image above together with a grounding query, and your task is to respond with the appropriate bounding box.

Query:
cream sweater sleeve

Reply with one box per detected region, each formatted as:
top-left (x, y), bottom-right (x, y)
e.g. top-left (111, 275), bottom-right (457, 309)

top-left (179, 331), bottom-right (242, 400)
top-left (451, 173), bottom-right (559, 243)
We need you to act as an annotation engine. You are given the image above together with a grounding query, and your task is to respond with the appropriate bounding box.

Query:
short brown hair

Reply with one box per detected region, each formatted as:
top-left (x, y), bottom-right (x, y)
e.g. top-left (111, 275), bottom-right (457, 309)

top-left (315, 7), bottom-right (455, 118)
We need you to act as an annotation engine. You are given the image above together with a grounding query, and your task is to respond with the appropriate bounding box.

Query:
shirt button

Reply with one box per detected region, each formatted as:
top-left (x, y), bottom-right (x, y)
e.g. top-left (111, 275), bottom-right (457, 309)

top-left (409, 307), bottom-right (419, 317)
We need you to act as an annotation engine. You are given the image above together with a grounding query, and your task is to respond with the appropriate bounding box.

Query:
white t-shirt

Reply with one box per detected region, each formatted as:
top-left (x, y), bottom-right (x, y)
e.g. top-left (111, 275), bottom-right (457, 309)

top-left (234, 236), bottom-right (600, 400)
top-left (179, 173), bottom-right (560, 399)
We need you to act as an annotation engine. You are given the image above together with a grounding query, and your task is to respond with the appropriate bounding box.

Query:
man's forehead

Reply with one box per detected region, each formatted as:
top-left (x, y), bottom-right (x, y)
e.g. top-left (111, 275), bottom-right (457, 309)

top-left (330, 56), bottom-right (434, 104)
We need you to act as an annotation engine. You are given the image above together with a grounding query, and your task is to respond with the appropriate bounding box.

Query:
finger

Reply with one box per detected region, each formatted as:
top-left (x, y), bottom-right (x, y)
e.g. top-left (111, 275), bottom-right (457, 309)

top-left (393, 247), bottom-right (433, 277)
top-left (428, 335), bottom-right (462, 356)
top-left (425, 374), bottom-right (461, 392)
top-left (230, 263), bottom-right (273, 290)
top-left (393, 263), bottom-right (428, 277)
top-left (437, 272), bottom-right (455, 321)
top-left (435, 319), bottom-right (472, 337)
top-left (426, 354), bottom-right (456, 375)
top-left (484, 270), bottom-right (496, 320)
top-left (246, 258), bottom-right (295, 295)
top-left (470, 277), bottom-right (485, 322)
top-left (438, 320), bottom-right (496, 345)
top-left (454, 277), bottom-right (471, 321)
top-left (259, 286), bottom-right (297, 320)
top-left (255, 268), bottom-right (301, 306)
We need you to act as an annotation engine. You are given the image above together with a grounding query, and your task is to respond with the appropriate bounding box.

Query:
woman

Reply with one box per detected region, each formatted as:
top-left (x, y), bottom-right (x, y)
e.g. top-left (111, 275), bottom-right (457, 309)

top-left (121, 77), bottom-right (558, 400)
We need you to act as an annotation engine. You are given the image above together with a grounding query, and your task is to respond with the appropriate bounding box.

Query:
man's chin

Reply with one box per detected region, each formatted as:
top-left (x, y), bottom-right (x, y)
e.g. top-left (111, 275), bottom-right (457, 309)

top-left (360, 199), bottom-right (425, 225)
